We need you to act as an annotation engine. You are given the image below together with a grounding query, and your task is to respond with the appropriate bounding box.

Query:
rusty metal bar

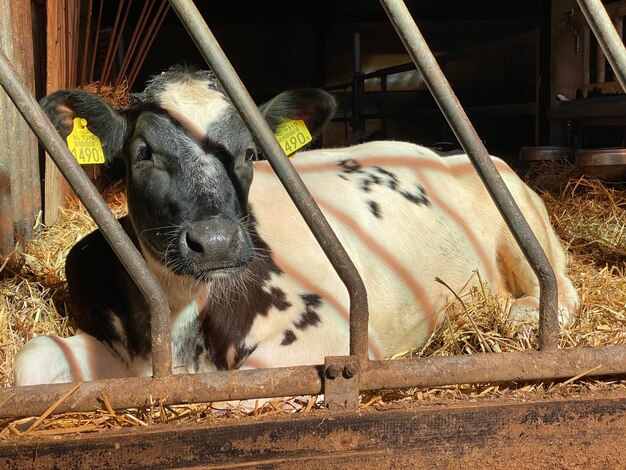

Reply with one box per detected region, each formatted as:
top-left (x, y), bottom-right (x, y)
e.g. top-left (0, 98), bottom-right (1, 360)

top-left (168, 0), bottom-right (370, 363)
top-left (3, 345), bottom-right (626, 418)
top-left (379, 0), bottom-right (560, 351)
top-left (114, 0), bottom-right (154, 87)
top-left (79, 0), bottom-right (93, 85)
top-left (89, 0), bottom-right (104, 83)
top-left (0, 50), bottom-right (173, 378)
top-left (101, 0), bottom-right (134, 84)
top-left (99, 0), bottom-right (124, 86)
top-left (578, 0), bottom-right (626, 92)
top-left (127, 1), bottom-right (170, 89)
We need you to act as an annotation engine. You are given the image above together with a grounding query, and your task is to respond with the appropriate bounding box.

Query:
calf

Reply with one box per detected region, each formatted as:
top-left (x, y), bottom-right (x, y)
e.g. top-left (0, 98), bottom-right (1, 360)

top-left (14, 67), bottom-right (579, 385)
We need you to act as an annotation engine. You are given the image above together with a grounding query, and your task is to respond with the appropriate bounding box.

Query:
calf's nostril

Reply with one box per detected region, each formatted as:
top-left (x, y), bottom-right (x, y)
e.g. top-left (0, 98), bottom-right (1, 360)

top-left (185, 232), bottom-right (204, 254)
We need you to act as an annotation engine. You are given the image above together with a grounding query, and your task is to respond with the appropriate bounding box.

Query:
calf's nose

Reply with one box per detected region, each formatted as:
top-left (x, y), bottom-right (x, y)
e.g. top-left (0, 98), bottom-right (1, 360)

top-left (180, 218), bottom-right (249, 267)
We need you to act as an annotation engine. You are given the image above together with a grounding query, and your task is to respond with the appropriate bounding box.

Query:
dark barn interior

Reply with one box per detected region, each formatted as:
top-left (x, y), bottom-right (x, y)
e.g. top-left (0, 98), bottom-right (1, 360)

top-left (5, 0), bottom-right (626, 251)
top-left (92, 0), bottom-right (548, 160)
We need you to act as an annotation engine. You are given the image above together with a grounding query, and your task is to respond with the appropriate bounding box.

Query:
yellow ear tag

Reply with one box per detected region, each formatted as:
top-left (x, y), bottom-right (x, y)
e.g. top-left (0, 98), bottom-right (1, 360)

top-left (66, 117), bottom-right (106, 165)
top-left (274, 119), bottom-right (312, 159)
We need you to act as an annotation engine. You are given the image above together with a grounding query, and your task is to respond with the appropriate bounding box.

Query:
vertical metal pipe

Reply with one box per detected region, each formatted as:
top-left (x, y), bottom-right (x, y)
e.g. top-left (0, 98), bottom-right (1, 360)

top-left (380, 75), bottom-right (388, 137)
top-left (0, 51), bottom-right (173, 378)
top-left (352, 32), bottom-right (364, 134)
top-left (378, 0), bottom-right (560, 350)
top-left (577, 0), bottom-right (626, 92)
top-left (167, 0), bottom-right (370, 363)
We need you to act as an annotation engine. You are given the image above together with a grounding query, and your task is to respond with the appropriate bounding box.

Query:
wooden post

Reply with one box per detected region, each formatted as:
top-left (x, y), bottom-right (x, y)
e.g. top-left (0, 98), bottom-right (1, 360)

top-left (0, 0), bottom-right (41, 255)
top-left (44, 0), bottom-right (80, 225)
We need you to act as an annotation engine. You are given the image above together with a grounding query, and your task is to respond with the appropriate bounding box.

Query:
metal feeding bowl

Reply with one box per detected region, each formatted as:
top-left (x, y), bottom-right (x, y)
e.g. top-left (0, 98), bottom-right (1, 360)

top-left (575, 148), bottom-right (626, 182)
top-left (518, 146), bottom-right (575, 166)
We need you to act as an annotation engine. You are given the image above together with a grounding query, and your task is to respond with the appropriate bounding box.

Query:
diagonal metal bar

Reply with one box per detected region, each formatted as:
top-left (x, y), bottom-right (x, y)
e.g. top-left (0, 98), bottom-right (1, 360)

top-left (379, 0), bottom-right (560, 351)
top-left (167, 0), bottom-right (370, 363)
top-left (0, 50), bottom-right (173, 378)
top-left (577, 0), bottom-right (626, 92)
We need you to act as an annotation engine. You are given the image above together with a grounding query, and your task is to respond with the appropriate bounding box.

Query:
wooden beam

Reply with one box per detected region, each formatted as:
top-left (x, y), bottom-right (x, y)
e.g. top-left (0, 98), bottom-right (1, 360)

top-left (2, 393), bottom-right (626, 468)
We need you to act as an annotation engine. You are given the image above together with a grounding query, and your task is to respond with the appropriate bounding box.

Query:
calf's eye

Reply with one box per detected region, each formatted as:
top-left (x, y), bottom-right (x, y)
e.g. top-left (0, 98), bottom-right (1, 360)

top-left (136, 145), bottom-right (152, 162)
top-left (245, 148), bottom-right (257, 161)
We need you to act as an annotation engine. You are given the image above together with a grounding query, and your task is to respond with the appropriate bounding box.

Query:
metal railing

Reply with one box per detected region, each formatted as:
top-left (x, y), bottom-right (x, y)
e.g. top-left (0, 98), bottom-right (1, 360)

top-left (1, 0), bottom-right (625, 418)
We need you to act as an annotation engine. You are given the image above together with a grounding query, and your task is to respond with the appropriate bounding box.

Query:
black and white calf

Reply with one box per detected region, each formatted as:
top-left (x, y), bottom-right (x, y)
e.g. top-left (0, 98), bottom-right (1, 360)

top-left (15, 67), bottom-right (579, 385)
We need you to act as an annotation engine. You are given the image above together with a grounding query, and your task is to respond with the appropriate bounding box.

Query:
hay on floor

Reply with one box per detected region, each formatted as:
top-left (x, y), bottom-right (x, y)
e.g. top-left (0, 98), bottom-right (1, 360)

top-left (2, 162), bottom-right (626, 435)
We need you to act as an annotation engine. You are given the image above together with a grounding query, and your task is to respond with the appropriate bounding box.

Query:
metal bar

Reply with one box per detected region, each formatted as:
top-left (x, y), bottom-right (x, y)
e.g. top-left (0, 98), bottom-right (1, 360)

top-left (79, 0), bottom-right (93, 85)
top-left (0, 50), bottom-right (173, 378)
top-left (128, 1), bottom-right (170, 89)
top-left (381, 75), bottom-right (388, 137)
top-left (167, 0), bottom-right (370, 363)
top-left (127, 0), bottom-right (162, 87)
top-left (583, 26), bottom-right (591, 92)
top-left (114, 0), bottom-right (154, 87)
top-left (578, 0), bottom-right (626, 92)
top-left (379, 0), bottom-right (560, 351)
top-left (89, 0), bottom-right (104, 83)
top-left (99, 0), bottom-right (124, 86)
top-left (3, 344), bottom-right (626, 418)
top-left (352, 32), bottom-right (364, 134)
top-left (102, 0), bottom-right (134, 84)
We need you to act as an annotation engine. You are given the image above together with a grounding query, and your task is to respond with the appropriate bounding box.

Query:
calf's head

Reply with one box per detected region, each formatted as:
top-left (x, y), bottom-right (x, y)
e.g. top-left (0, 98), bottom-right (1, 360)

top-left (41, 66), bottom-right (336, 281)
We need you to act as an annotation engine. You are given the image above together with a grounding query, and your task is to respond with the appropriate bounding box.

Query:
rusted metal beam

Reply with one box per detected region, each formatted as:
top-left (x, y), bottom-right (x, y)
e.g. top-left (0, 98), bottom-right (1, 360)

top-left (577, 0), bottom-right (626, 93)
top-left (2, 345), bottom-right (626, 418)
top-left (0, 50), bottom-right (173, 379)
top-left (167, 0), bottom-right (371, 363)
top-left (378, 0), bottom-right (560, 351)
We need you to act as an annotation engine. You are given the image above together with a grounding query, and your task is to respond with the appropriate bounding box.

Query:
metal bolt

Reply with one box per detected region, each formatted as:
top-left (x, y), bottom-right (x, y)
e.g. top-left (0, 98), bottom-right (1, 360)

top-left (326, 364), bottom-right (343, 379)
top-left (343, 362), bottom-right (358, 378)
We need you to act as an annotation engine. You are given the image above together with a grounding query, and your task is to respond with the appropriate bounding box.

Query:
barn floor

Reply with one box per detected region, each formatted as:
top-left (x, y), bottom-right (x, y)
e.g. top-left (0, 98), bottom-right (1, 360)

top-left (2, 162), bottom-right (626, 439)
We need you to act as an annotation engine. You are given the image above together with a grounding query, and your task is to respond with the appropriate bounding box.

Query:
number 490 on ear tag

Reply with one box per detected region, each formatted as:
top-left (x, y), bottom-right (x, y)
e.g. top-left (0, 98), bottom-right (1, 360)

top-left (274, 119), bottom-right (312, 159)
top-left (66, 117), bottom-right (106, 165)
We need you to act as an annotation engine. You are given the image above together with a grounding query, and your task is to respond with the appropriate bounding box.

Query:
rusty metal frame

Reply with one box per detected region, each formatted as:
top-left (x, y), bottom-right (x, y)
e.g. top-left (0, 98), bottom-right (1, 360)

top-left (2, 0), bottom-right (626, 418)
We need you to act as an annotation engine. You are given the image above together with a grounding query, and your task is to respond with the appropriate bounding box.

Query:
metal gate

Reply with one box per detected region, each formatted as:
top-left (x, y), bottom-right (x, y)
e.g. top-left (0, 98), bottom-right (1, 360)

top-left (1, 0), bottom-right (625, 419)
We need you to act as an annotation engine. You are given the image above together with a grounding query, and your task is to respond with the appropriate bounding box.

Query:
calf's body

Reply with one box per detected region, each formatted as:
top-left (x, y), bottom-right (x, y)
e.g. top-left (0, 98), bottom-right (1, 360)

top-left (14, 68), bottom-right (578, 385)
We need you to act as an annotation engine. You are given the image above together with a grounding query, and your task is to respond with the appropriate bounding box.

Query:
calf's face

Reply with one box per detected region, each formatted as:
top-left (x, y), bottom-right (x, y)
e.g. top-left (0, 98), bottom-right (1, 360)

top-left (124, 82), bottom-right (255, 280)
top-left (41, 67), bottom-right (336, 282)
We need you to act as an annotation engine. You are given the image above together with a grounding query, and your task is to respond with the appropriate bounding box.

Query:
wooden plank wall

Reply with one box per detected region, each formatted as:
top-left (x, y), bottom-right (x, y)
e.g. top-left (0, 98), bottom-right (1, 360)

top-left (0, 0), bottom-right (41, 256)
top-left (44, 0), bottom-right (81, 225)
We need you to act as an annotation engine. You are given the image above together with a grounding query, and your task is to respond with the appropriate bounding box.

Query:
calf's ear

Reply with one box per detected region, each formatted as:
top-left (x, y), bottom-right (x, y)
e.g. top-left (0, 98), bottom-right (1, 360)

top-left (40, 89), bottom-right (127, 163)
top-left (260, 89), bottom-right (337, 137)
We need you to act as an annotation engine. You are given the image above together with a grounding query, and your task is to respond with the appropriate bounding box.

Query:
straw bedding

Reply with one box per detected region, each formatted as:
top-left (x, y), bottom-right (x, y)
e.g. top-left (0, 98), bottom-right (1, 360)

top-left (2, 160), bottom-right (626, 437)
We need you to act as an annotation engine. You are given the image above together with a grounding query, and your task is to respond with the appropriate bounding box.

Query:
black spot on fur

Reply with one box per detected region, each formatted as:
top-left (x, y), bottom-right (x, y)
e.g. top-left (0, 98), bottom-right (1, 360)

top-left (281, 330), bottom-right (297, 346)
top-left (339, 162), bottom-right (430, 207)
top-left (368, 200), bottom-right (381, 218)
top-left (270, 286), bottom-right (292, 311)
top-left (295, 294), bottom-right (322, 330)
top-left (338, 159), bottom-right (363, 173)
